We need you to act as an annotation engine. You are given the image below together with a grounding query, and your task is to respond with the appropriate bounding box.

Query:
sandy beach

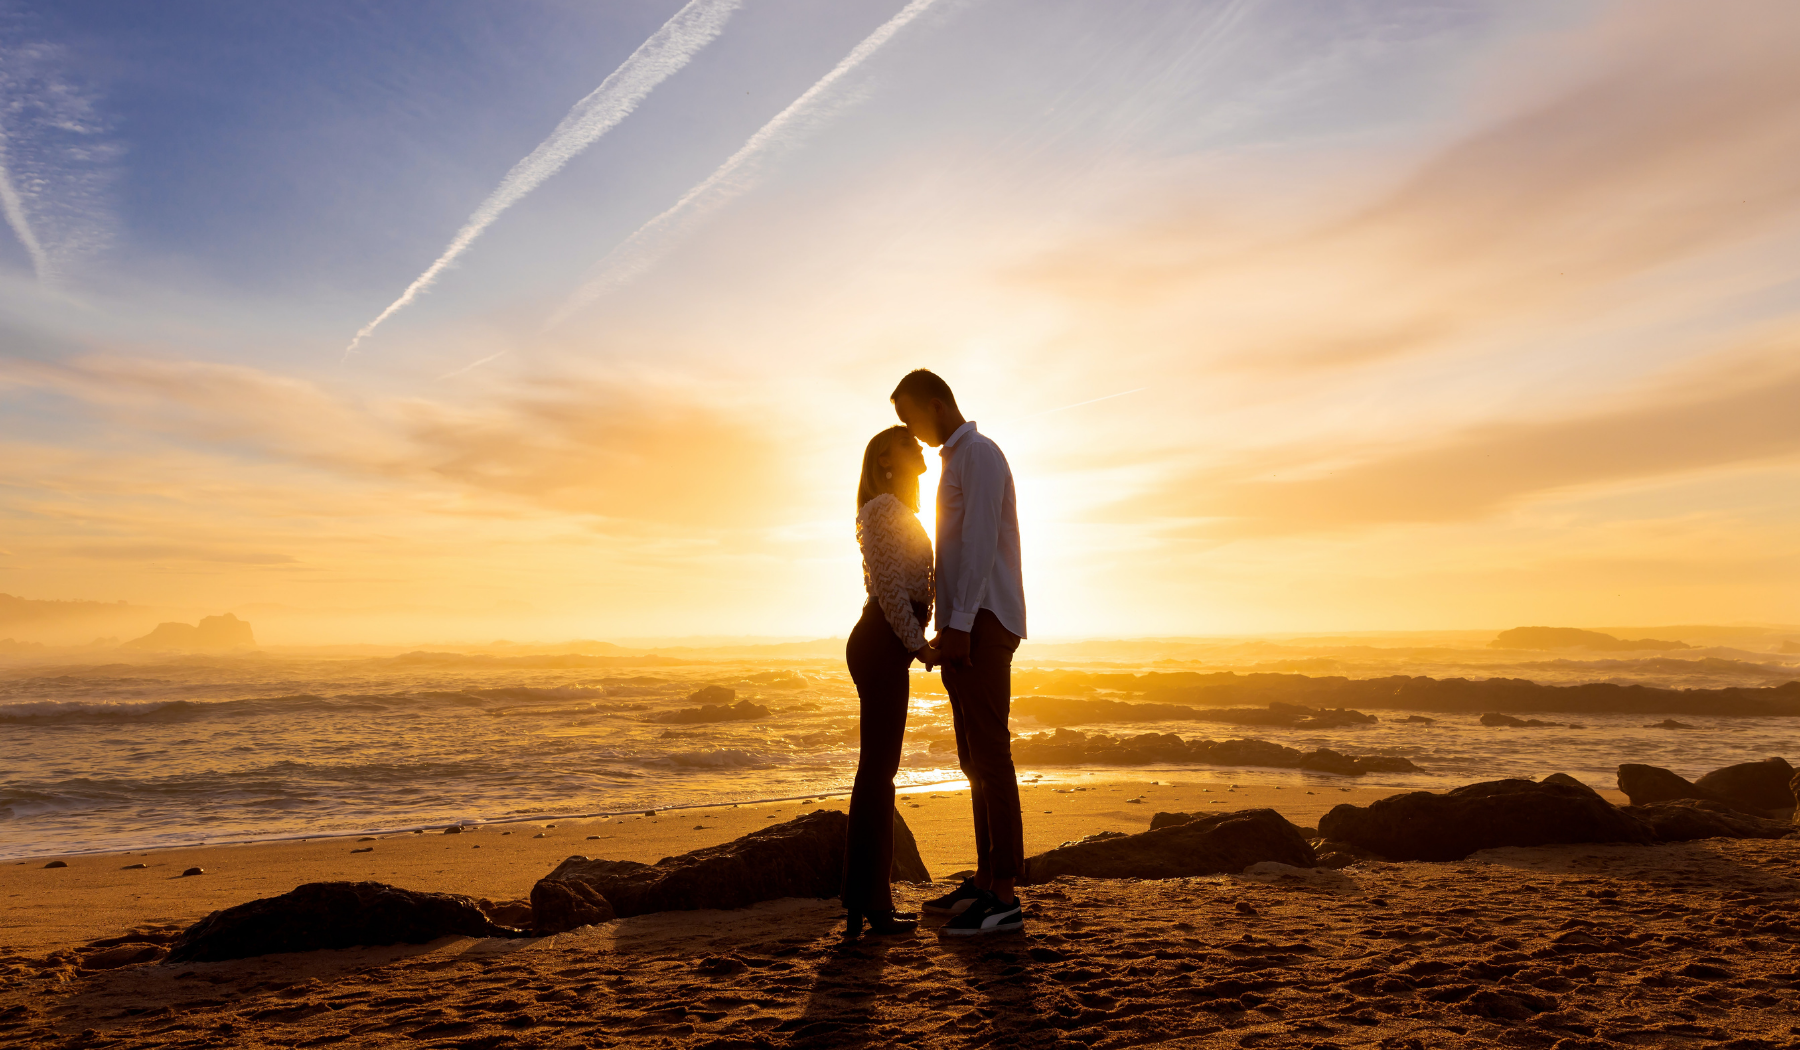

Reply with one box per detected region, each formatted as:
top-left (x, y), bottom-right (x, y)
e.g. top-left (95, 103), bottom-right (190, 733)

top-left (3, 776), bottom-right (1438, 952)
top-left (13, 776), bottom-right (1789, 1050)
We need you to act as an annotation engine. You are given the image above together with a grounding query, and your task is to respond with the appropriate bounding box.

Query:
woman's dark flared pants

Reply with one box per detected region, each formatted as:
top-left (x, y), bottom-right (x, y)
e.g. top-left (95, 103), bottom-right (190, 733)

top-left (841, 600), bottom-right (923, 913)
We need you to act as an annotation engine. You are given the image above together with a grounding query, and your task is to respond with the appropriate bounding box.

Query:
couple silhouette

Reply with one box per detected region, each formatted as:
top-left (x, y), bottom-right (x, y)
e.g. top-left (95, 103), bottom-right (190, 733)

top-left (841, 369), bottom-right (1027, 940)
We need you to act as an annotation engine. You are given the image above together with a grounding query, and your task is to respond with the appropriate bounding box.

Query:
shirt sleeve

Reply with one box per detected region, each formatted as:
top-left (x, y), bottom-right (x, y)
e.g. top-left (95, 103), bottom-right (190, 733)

top-left (864, 498), bottom-right (929, 652)
top-left (944, 441), bottom-right (1004, 633)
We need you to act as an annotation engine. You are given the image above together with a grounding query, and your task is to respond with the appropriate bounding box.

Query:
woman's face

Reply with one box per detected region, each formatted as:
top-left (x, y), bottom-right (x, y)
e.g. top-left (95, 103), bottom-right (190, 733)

top-left (883, 435), bottom-right (927, 477)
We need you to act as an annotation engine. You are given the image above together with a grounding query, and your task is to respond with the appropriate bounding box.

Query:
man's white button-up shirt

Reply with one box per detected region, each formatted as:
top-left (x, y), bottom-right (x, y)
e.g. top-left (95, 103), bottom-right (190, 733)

top-left (934, 421), bottom-right (1027, 639)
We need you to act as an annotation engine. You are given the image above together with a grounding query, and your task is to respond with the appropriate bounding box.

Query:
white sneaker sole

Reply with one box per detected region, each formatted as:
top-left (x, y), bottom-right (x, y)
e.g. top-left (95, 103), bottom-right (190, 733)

top-left (937, 917), bottom-right (1024, 936)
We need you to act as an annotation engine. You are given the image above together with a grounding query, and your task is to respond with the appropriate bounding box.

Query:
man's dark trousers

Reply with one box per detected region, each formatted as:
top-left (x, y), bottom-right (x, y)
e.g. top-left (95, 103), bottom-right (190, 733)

top-left (942, 608), bottom-right (1024, 879)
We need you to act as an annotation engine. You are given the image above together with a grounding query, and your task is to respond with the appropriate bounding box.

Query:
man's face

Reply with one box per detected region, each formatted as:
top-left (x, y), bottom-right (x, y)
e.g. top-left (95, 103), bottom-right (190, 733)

top-left (893, 393), bottom-right (941, 447)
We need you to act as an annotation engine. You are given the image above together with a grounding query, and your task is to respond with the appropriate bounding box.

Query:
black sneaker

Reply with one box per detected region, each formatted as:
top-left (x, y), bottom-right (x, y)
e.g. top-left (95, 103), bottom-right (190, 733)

top-left (921, 878), bottom-right (985, 915)
top-left (937, 891), bottom-right (1024, 937)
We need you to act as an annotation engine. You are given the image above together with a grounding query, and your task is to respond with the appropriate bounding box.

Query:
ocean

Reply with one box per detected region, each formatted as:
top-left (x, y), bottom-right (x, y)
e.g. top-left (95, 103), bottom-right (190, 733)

top-left (3, 647), bottom-right (1796, 860)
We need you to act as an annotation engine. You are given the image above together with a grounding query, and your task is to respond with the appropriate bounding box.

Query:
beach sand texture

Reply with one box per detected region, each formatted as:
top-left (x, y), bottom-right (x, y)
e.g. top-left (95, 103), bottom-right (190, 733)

top-left (10, 782), bottom-right (1794, 1049)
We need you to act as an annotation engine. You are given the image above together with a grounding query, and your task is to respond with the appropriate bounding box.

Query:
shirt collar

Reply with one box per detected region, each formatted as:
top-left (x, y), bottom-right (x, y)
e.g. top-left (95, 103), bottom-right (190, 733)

top-left (940, 420), bottom-right (977, 456)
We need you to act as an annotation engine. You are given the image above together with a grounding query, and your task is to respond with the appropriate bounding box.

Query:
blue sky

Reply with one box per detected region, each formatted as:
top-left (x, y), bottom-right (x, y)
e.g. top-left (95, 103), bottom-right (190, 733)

top-left (2, 0), bottom-right (1797, 642)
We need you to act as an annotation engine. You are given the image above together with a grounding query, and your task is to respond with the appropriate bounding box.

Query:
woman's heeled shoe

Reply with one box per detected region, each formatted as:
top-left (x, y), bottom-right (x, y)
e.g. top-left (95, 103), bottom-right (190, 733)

top-left (862, 909), bottom-right (918, 936)
top-left (843, 908), bottom-right (918, 940)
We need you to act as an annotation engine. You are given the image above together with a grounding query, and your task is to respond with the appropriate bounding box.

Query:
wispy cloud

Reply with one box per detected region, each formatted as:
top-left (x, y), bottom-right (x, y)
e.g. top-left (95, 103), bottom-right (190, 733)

top-left (342, 0), bottom-right (743, 360)
top-left (0, 126), bottom-right (48, 279)
top-left (0, 33), bottom-right (116, 283)
top-left (547, 0), bottom-right (943, 328)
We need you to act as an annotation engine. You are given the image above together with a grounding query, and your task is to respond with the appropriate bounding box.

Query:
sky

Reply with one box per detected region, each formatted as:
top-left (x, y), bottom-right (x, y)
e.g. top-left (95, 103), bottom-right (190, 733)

top-left (1, 0), bottom-right (1797, 644)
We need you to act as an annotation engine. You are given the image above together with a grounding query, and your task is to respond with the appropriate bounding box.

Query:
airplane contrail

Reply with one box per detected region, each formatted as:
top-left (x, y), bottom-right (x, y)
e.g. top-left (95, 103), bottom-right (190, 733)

top-left (546, 0), bottom-right (942, 329)
top-left (343, 0), bottom-right (742, 361)
top-left (0, 128), bottom-right (51, 282)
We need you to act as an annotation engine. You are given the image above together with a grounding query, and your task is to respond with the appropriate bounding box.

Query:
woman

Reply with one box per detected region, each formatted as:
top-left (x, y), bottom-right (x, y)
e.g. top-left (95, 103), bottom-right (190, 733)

top-left (841, 424), bottom-right (936, 939)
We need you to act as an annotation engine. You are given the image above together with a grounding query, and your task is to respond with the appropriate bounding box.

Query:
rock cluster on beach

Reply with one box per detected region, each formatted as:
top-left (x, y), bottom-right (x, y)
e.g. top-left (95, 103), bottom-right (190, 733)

top-left (15, 835), bottom-right (1800, 1050)
top-left (1318, 758), bottom-right (1799, 862)
top-left (531, 807), bottom-right (931, 935)
top-left (1002, 727), bottom-right (1418, 776)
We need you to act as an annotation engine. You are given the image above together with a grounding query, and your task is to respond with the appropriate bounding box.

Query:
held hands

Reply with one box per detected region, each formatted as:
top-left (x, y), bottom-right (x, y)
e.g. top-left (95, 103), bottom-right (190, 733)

top-left (914, 643), bottom-right (941, 671)
top-left (932, 628), bottom-right (972, 668)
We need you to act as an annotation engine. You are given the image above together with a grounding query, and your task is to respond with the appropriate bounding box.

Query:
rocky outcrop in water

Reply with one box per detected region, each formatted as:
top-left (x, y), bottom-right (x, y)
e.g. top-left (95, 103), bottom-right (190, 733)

top-left (1481, 713), bottom-right (1579, 728)
top-left (1013, 698), bottom-right (1376, 730)
top-left (1318, 779), bottom-right (1654, 861)
top-left (1490, 627), bottom-right (1691, 652)
top-left (650, 696), bottom-right (771, 725)
top-left (1015, 669), bottom-right (1800, 717)
top-left (1001, 728), bottom-right (1417, 776)
top-left (165, 881), bottom-right (523, 962)
top-left (1018, 808), bottom-right (1315, 885)
top-left (122, 613), bottom-right (256, 651)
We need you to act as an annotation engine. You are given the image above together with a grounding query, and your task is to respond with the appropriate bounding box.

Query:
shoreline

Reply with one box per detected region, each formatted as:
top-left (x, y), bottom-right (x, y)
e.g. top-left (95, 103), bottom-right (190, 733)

top-left (3, 761), bottom-right (1462, 864)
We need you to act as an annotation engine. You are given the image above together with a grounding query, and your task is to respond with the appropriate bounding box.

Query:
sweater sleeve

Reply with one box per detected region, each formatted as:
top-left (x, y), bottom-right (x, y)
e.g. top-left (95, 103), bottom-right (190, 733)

top-left (862, 497), bottom-right (929, 652)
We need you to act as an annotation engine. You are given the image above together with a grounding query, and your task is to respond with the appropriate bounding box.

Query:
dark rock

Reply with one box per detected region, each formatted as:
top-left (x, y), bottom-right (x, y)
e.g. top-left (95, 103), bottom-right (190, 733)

top-left (1623, 799), bottom-right (1795, 841)
top-left (1298, 748), bottom-right (1360, 775)
top-left (443, 826), bottom-right (463, 834)
top-left (165, 881), bottom-right (525, 962)
top-left (539, 810), bottom-right (847, 918)
top-left (1318, 779), bottom-right (1653, 862)
top-left (43, 860), bottom-right (66, 869)
top-left (1399, 715), bottom-right (1436, 724)
top-left (122, 862), bottom-right (148, 869)
top-left (686, 685), bottom-right (736, 705)
top-left (650, 698), bottom-right (771, 725)
top-left (1480, 712), bottom-right (1572, 728)
top-left (1540, 773), bottom-right (1596, 792)
top-left (529, 878), bottom-right (615, 934)
top-left (1017, 808), bottom-right (1315, 885)
top-left (181, 867), bottom-right (204, 877)
top-left (1617, 764), bottom-right (1735, 809)
top-left (80, 944), bottom-right (163, 970)
top-left (891, 808), bottom-right (930, 883)
top-left (1645, 719), bottom-right (1697, 729)
top-left (1695, 757), bottom-right (1796, 813)
top-left (1009, 727), bottom-right (1415, 776)
top-left (475, 897), bottom-right (533, 928)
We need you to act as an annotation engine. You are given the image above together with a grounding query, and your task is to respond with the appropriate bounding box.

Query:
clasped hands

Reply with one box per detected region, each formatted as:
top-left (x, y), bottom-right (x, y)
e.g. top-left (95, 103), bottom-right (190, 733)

top-left (914, 627), bottom-right (971, 670)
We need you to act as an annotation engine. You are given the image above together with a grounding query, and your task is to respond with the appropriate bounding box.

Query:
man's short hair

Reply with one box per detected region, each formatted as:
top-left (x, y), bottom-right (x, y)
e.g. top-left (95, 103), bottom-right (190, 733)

top-left (890, 369), bottom-right (958, 410)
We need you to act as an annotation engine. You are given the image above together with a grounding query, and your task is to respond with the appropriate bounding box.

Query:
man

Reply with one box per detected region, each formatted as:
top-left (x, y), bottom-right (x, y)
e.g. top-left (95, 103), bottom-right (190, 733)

top-left (890, 369), bottom-right (1027, 937)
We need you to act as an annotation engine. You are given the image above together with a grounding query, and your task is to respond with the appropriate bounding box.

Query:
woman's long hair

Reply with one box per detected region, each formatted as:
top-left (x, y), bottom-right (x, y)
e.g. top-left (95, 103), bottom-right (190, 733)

top-left (858, 425), bottom-right (920, 512)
